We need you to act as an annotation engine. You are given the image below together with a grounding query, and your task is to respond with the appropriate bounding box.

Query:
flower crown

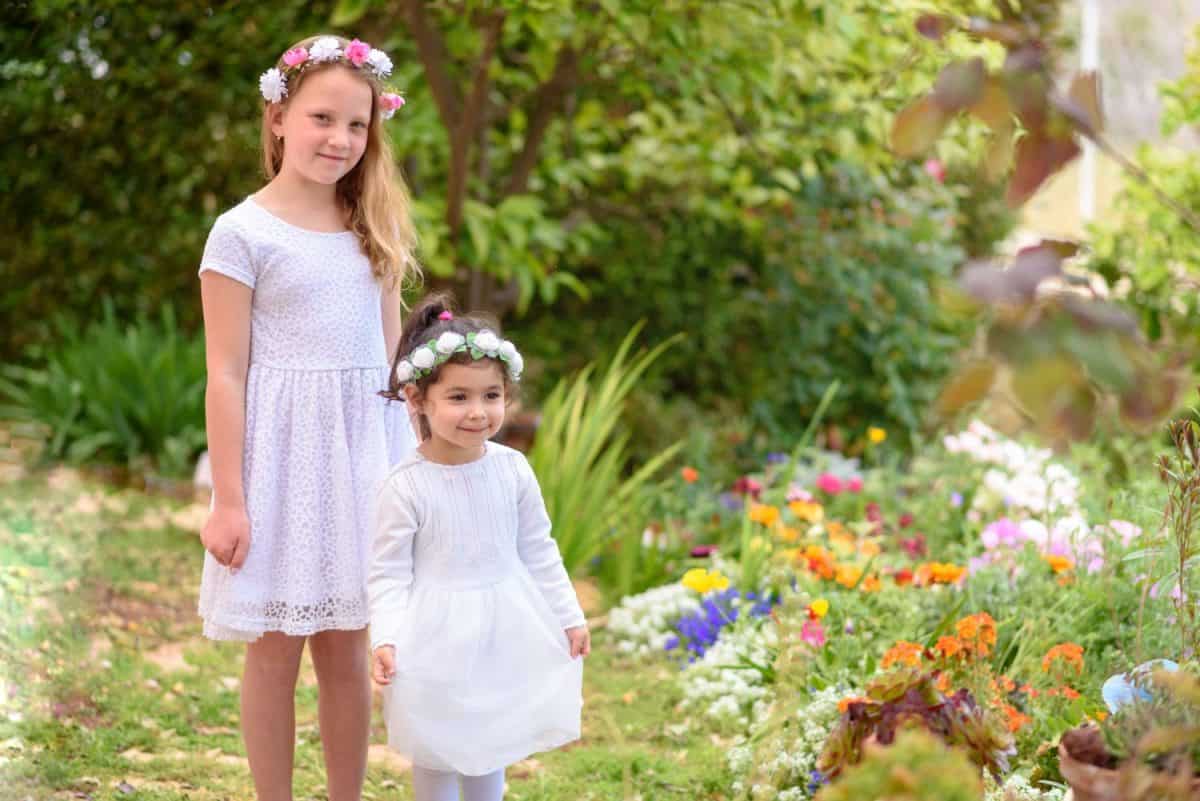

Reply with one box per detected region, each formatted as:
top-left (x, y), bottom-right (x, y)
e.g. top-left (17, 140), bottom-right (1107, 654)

top-left (393, 329), bottom-right (523, 387)
top-left (259, 36), bottom-right (406, 119)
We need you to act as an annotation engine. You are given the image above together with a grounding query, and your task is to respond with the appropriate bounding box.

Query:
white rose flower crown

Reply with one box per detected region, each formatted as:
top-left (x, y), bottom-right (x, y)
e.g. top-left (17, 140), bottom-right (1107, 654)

top-left (392, 329), bottom-right (523, 387)
top-left (259, 36), bottom-right (406, 119)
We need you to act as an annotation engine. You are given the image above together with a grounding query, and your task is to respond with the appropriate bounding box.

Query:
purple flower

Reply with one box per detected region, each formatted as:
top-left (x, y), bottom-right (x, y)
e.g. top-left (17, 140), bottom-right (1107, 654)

top-left (951, 492), bottom-right (964, 508)
top-left (689, 544), bottom-right (718, 558)
top-left (766, 452), bottom-right (788, 464)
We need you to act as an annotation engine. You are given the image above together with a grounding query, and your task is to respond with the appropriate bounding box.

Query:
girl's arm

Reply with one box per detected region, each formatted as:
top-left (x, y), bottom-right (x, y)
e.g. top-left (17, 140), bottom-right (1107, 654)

top-left (381, 277), bottom-right (403, 362)
top-left (515, 456), bottom-right (587, 630)
top-left (368, 476), bottom-right (418, 652)
top-left (199, 272), bottom-right (253, 567)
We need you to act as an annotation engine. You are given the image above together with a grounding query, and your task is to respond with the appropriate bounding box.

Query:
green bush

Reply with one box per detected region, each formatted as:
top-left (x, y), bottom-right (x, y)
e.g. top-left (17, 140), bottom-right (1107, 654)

top-left (514, 162), bottom-right (971, 451)
top-left (0, 300), bottom-right (206, 479)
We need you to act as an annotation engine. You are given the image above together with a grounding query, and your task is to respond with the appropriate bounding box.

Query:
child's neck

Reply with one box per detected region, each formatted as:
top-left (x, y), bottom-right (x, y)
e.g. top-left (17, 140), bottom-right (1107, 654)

top-left (418, 437), bottom-right (488, 466)
top-left (255, 173), bottom-right (346, 231)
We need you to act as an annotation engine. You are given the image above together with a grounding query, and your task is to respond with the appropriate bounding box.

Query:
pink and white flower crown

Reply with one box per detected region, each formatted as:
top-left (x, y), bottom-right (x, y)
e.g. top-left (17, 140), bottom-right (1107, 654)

top-left (259, 36), bottom-right (406, 119)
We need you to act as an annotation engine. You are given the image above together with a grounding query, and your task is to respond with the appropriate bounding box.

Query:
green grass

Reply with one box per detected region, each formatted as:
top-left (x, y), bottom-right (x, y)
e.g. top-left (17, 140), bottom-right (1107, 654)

top-left (0, 469), bottom-right (731, 800)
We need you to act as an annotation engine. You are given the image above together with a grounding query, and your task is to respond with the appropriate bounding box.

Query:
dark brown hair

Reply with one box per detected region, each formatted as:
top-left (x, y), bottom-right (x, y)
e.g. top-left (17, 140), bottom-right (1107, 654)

top-left (381, 292), bottom-right (517, 440)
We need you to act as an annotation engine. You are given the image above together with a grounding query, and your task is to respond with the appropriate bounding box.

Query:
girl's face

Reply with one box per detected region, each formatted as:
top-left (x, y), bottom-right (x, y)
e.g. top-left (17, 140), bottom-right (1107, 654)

top-left (271, 66), bottom-right (374, 187)
top-left (408, 361), bottom-right (507, 458)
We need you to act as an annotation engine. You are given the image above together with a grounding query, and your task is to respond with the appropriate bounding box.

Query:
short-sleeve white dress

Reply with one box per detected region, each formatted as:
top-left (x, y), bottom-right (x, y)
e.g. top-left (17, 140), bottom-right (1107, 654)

top-left (197, 196), bottom-right (416, 642)
top-left (368, 441), bottom-right (586, 776)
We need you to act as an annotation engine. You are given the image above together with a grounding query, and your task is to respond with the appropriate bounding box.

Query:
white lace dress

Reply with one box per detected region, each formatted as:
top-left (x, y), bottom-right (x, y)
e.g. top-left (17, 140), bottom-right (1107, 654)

top-left (197, 196), bottom-right (416, 641)
top-left (368, 442), bottom-right (586, 776)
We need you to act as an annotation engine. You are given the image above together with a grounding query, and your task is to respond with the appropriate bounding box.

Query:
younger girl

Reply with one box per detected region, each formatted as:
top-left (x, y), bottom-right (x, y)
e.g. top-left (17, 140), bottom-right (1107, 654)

top-left (369, 294), bottom-right (590, 801)
top-left (197, 34), bottom-right (417, 801)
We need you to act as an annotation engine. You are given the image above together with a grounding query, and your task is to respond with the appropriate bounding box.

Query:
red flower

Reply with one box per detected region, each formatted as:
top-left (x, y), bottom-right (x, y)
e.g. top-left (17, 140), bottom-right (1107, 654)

top-left (865, 502), bottom-right (883, 523)
top-left (900, 534), bottom-right (927, 558)
top-left (899, 513), bottom-right (914, 529)
top-left (733, 476), bottom-right (763, 499)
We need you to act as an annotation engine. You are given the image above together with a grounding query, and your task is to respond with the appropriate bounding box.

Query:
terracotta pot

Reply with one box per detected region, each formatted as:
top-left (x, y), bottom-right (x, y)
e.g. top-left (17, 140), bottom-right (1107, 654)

top-left (1058, 740), bottom-right (1122, 801)
top-left (1060, 735), bottom-right (1200, 801)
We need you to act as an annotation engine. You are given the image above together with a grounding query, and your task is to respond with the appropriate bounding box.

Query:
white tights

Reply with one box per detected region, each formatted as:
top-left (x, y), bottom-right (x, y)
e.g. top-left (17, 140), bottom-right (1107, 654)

top-left (411, 765), bottom-right (506, 801)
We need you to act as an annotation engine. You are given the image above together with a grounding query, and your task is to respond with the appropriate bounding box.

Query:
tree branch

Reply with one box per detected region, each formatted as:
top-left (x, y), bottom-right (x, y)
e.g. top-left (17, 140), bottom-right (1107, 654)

top-left (400, 0), bottom-right (462, 130)
top-left (503, 43), bottom-right (581, 197)
top-left (447, 10), bottom-right (506, 236)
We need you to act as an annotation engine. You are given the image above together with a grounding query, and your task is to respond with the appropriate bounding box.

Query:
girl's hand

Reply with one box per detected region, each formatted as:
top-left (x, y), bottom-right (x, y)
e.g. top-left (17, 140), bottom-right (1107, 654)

top-left (372, 645), bottom-right (397, 685)
top-left (201, 503), bottom-right (251, 571)
top-left (566, 625), bottom-right (591, 659)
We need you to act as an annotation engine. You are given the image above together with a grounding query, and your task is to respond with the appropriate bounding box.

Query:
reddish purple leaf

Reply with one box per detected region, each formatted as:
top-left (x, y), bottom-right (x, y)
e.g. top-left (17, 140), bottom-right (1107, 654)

top-left (891, 95), bottom-right (951, 157)
top-left (916, 14), bottom-right (951, 40)
top-left (1006, 132), bottom-right (1081, 207)
top-left (933, 58), bottom-right (987, 112)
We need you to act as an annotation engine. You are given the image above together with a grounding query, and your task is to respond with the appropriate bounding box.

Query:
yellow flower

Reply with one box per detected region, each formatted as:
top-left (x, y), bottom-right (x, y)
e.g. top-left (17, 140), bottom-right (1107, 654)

top-left (788, 500), bottom-right (825, 523)
top-left (681, 568), bottom-right (730, 594)
top-left (749, 503), bottom-right (781, 527)
top-left (868, 426), bottom-right (887, 444)
top-left (810, 598), bottom-right (829, 618)
top-left (749, 535), bottom-right (770, 551)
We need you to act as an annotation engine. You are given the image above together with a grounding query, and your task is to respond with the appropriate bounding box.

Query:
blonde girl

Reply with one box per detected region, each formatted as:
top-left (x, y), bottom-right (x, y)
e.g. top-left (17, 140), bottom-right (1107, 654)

top-left (197, 34), bottom-right (417, 801)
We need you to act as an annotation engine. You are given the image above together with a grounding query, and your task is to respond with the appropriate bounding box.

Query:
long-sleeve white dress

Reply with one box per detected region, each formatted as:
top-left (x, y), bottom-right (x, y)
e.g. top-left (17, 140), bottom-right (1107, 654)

top-left (368, 441), bottom-right (585, 776)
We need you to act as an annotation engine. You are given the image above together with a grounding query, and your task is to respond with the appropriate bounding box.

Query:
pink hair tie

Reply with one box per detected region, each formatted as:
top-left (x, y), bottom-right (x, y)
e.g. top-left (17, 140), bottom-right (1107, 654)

top-left (438, 311), bottom-right (454, 321)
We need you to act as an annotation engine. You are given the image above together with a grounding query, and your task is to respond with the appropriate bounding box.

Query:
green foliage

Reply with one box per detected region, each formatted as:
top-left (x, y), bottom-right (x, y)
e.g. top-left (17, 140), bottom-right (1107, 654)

top-left (0, 1), bottom-right (336, 359)
top-left (0, 301), bottom-right (206, 478)
top-left (816, 729), bottom-right (985, 801)
top-left (518, 163), bottom-right (970, 448)
top-left (528, 325), bottom-right (683, 575)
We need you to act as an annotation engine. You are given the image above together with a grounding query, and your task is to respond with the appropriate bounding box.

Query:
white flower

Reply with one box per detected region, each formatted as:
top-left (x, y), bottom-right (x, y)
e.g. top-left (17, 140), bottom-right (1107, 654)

top-left (435, 331), bottom-right (466, 354)
top-left (393, 360), bottom-right (414, 384)
top-left (474, 330), bottom-right (501, 353)
top-left (309, 36), bottom-right (342, 63)
top-left (366, 48), bottom-right (392, 77)
top-left (411, 346), bottom-right (436, 369)
top-left (259, 68), bottom-right (287, 103)
top-left (507, 353), bottom-right (524, 378)
top-left (498, 340), bottom-right (518, 361)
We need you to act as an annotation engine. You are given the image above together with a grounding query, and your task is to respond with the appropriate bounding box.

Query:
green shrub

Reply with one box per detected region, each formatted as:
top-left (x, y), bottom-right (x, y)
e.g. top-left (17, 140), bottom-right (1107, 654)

top-left (0, 300), bottom-right (206, 478)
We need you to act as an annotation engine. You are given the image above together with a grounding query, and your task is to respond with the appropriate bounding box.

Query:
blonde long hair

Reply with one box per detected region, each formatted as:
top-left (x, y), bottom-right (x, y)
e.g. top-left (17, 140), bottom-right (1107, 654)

top-left (259, 34), bottom-right (419, 290)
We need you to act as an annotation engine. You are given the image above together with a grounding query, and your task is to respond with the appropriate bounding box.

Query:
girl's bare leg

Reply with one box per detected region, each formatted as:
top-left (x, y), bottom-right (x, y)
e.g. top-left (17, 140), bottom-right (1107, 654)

top-left (242, 632), bottom-right (306, 801)
top-left (309, 627), bottom-right (372, 801)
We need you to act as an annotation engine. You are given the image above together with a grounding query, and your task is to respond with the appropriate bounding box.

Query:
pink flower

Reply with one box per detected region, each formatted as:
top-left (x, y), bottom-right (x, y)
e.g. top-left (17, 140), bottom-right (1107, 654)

top-left (786, 483), bottom-right (813, 503)
top-left (733, 476), bottom-right (763, 499)
top-left (689, 545), bottom-right (718, 558)
top-left (924, 158), bottom-right (946, 183)
top-left (865, 502), bottom-right (882, 524)
top-left (345, 39), bottom-right (371, 66)
top-left (981, 518), bottom-right (1025, 550)
top-left (283, 47), bottom-right (309, 67)
top-left (800, 620), bottom-right (826, 648)
top-left (846, 476), bottom-right (864, 493)
top-left (900, 534), bottom-right (927, 558)
top-left (815, 473), bottom-right (843, 495)
top-left (380, 92), bottom-right (406, 111)
top-left (899, 513), bottom-right (914, 529)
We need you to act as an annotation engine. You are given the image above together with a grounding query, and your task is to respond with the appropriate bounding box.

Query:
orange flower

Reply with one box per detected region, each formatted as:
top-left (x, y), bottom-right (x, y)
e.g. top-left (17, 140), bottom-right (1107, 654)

top-left (838, 695), bottom-right (872, 713)
top-left (915, 562), bottom-right (967, 586)
top-left (860, 575), bottom-right (882, 593)
top-left (788, 500), bottom-right (824, 523)
top-left (955, 612), bottom-right (997, 657)
top-left (1041, 643), bottom-right (1084, 674)
top-left (935, 635), bottom-right (964, 659)
top-left (681, 466), bottom-right (699, 483)
top-left (858, 540), bottom-right (882, 558)
top-left (935, 672), bottom-right (954, 693)
top-left (1002, 704), bottom-right (1031, 732)
top-left (1043, 554), bottom-right (1074, 573)
top-left (836, 564), bottom-right (863, 588)
top-left (801, 545), bottom-right (836, 579)
top-left (1061, 686), bottom-right (1081, 700)
top-left (749, 503), bottom-right (781, 527)
top-left (881, 640), bottom-right (924, 669)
